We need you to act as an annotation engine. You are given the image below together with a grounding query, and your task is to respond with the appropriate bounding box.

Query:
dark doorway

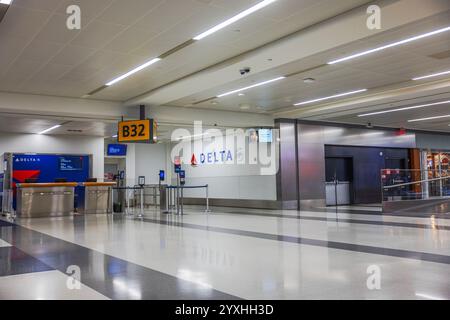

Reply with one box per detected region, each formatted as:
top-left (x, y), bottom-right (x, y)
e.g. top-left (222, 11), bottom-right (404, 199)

top-left (325, 157), bottom-right (353, 182)
top-left (325, 157), bottom-right (354, 205)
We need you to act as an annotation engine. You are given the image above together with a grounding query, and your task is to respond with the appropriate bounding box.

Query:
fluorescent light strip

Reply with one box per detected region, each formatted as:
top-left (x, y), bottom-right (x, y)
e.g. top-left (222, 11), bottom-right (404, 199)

top-left (358, 100), bottom-right (450, 117)
top-left (294, 89), bottom-right (367, 106)
top-left (38, 125), bottom-right (61, 135)
top-left (412, 70), bottom-right (450, 81)
top-left (217, 76), bottom-right (285, 98)
top-left (0, 0), bottom-right (12, 4)
top-left (408, 114), bottom-right (450, 122)
top-left (105, 58), bottom-right (161, 86)
top-left (328, 25), bottom-right (450, 64)
top-left (193, 0), bottom-right (278, 41)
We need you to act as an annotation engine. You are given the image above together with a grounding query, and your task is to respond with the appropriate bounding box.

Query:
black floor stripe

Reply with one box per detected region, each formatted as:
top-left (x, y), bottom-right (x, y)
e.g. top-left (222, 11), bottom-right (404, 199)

top-left (208, 209), bottom-right (450, 231)
top-left (139, 217), bottom-right (450, 265)
top-left (0, 246), bottom-right (54, 277)
top-left (0, 222), bottom-right (240, 300)
top-left (308, 207), bottom-right (450, 219)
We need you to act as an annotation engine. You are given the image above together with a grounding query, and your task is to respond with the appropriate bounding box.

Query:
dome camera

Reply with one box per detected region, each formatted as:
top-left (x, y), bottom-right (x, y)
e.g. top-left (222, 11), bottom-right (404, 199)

top-left (239, 67), bottom-right (251, 75)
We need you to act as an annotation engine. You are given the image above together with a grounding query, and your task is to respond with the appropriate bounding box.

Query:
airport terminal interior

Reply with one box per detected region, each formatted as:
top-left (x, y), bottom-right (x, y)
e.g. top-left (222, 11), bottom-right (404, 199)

top-left (0, 0), bottom-right (449, 301)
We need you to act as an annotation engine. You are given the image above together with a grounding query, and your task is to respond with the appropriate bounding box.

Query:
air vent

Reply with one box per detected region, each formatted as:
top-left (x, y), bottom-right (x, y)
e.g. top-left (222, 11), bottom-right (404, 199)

top-left (429, 49), bottom-right (450, 60)
top-left (67, 129), bottom-right (83, 133)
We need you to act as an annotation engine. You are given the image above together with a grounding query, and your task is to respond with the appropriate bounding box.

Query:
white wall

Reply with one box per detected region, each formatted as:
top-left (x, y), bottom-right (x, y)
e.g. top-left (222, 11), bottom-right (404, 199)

top-left (133, 143), bottom-right (168, 185)
top-left (0, 133), bottom-right (104, 178)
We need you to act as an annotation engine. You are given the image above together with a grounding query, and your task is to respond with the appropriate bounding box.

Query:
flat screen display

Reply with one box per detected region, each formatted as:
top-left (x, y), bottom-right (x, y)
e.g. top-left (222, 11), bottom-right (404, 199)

top-left (107, 144), bottom-right (127, 156)
top-left (258, 129), bottom-right (273, 143)
top-left (59, 156), bottom-right (83, 171)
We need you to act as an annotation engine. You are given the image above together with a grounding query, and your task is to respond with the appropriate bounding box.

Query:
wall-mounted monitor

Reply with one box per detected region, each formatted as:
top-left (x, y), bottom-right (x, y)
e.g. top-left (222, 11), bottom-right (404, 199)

top-left (59, 156), bottom-right (83, 171)
top-left (258, 129), bottom-right (273, 143)
top-left (107, 144), bottom-right (127, 156)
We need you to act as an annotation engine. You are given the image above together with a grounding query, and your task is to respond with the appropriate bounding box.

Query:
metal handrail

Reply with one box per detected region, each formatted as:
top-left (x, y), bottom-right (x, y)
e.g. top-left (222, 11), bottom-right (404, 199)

top-left (383, 175), bottom-right (450, 189)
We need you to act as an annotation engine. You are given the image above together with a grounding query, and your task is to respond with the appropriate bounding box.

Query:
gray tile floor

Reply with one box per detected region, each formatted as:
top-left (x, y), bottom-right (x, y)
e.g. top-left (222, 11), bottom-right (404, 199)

top-left (0, 205), bottom-right (449, 300)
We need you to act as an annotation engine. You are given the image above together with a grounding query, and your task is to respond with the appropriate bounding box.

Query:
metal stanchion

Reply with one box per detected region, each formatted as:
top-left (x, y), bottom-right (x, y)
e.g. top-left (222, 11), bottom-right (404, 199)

top-left (180, 186), bottom-right (184, 215)
top-left (138, 187), bottom-right (144, 218)
top-left (205, 184), bottom-right (211, 213)
top-left (109, 186), bottom-right (114, 214)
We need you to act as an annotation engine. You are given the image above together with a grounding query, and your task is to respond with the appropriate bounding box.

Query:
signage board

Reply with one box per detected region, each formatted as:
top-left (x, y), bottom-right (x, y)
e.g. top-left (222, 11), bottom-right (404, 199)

top-left (107, 144), bottom-right (127, 156)
top-left (117, 119), bottom-right (157, 143)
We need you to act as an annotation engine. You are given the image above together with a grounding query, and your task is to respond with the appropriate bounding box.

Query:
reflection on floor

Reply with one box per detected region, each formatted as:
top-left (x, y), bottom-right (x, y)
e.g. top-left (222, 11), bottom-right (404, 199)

top-left (0, 205), bottom-right (449, 300)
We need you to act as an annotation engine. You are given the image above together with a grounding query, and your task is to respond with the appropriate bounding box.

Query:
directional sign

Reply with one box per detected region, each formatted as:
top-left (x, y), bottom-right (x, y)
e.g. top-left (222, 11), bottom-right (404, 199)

top-left (117, 119), bottom-right (157, 143)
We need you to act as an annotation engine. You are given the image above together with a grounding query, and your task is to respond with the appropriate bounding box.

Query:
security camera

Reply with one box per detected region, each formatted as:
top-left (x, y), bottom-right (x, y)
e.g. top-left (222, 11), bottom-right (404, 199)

top-left (366, 122), bottom-right (373, 128)
top-left (239, 67), bottom-right (251, 75)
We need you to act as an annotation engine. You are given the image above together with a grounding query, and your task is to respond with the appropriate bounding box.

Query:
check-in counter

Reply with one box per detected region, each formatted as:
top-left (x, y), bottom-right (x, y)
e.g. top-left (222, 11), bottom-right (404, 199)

top-left (78, 182), bottom-right (115, 214)
top-left (16, 183), bottom-right (78, 218)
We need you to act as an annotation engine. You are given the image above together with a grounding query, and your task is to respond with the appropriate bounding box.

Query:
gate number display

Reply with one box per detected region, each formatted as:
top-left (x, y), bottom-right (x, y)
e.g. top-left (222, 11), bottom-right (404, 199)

top-left (117, 119), bottom-right (156, 143)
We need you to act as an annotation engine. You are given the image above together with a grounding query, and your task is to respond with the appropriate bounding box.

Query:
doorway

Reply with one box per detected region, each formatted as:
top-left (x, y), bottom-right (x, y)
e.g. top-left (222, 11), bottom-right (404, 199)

top-left (325, 157), bottom-right (353, 205)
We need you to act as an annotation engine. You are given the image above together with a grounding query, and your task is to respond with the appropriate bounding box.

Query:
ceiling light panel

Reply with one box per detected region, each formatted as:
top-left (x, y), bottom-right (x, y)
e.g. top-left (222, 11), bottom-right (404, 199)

top-left (193, 0), bottom-right (278, 41)
top-left (408, 114), bottom-right (450, 122)
top-left (0, 0), bottom-right (12, 5)
top-left (358, 100), bottom-right (450, 117)
top-left (294, 89), bottom-right (367, 106)
top-left (328, 25), bottom-right (450, 64)
top-left (105, 58), bottom-right (161, 86)
top-left (217, 76), bottom-right (285, 98)
top-left (412, 70), bottom-right (450, 81)
top-left (38, 125), bottom-right (61, 135)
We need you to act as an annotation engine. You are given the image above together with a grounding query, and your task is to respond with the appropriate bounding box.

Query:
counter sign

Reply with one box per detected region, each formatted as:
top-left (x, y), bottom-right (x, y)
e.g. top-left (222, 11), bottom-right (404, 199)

top-left (117, 119), bottom-right (157, 143)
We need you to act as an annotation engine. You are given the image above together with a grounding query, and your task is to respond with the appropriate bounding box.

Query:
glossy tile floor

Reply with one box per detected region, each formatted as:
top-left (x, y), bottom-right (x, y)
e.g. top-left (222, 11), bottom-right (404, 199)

top-left (0, 205), bottom-right (449, 300)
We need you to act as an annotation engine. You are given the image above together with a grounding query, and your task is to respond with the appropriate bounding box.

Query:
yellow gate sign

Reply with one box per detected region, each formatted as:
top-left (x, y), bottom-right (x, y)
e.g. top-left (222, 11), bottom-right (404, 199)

top-left (118, 119), bottom-right (156, 143)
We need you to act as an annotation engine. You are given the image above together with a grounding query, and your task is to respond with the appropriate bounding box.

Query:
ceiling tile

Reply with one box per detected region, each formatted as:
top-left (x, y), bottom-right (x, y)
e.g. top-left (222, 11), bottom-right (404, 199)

top-left (11, 0), bottom-right (62, 12)
top-left (33, 13), bottom-right (80, 44)
top-left (18, 40), bottom-right (64, 62)
top-left (0, 6), bottom-right (51, 40)
top-left (134, 0), bottom-right (204, 34)
top-left (103, 26), bottom-right (158, 54)
top-left (50, 45), bottom-right (96, 65)
top-left (97, 0), bottom-right (163, 26)
top-left (70, 21), bottom-right (126, 49)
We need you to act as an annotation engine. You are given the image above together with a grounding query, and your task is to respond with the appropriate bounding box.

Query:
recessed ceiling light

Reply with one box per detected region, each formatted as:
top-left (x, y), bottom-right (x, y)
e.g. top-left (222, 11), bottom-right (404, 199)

top-left (38, 125), bottom-right (61, 135)
top-left (192, 0), bottom-right (278, 41)
top-left (217, 76), bottom-right (285, 98)
top-left (239, 104), bottom-right (250, 110)
top-left (211, 101), bottom-right (218, 105)
top-left (358, 100), bottom-right (450, 117)
top-left (412, 70), bottom-right (450, 81)
top-left (238, 93), bottom-right (245, 96)
top-left (105, 58), bottom-right (161, 86)
top-left (408, 114), bottom-right (450, 122)
top-left (328, 25), bottom-right (450, 64)
top-left (0, 0), bottom-right (13, 4)
top-left (303, 78), bottom-right (315, 83)
top-left (294, 89), bottom-right (367, 106)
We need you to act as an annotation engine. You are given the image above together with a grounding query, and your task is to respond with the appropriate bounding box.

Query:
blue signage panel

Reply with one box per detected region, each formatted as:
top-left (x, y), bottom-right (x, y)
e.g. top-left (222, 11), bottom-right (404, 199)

top-left (159, 170), bottom-right (165, 181)
top-left (59, 156), bottom-right (83, 171)
top-left (12, 154), bottom-right (91, 209)
top-left (174, 163), bottom-right (181, 173)
top-left (107, 144), bottom-right (127, 156)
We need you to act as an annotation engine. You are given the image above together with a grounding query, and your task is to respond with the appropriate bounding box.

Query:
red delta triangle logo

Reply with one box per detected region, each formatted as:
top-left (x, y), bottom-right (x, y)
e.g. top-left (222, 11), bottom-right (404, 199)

top-left (190, 154), bottom-right (198, 167)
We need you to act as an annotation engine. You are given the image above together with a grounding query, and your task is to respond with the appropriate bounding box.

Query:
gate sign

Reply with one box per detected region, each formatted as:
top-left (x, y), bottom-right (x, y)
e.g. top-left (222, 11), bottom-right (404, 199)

top-left (118, 119), bottom-right (157, 143)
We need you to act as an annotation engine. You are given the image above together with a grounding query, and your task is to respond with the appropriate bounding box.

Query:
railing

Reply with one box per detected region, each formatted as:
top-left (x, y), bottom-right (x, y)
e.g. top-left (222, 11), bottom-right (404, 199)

top-left (381, 169), bottom-right (450, 202)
